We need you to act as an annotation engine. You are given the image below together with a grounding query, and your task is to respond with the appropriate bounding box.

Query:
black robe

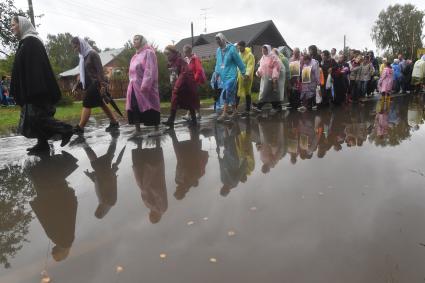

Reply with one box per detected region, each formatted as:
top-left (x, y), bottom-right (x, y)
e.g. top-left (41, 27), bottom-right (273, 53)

top-left (10, 36), bottom-right (61, 106)
top-left (10, 37), bottom-right (71, 139)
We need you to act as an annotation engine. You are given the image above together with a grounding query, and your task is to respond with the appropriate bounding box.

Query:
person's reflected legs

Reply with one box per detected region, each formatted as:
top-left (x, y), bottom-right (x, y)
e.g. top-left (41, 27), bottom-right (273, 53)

top-left (28, 151), bottom-right (78, 262)
top-left (83, 134), bottom-right (124, 219)
top-left (132, 137), bottom-right (167, 223)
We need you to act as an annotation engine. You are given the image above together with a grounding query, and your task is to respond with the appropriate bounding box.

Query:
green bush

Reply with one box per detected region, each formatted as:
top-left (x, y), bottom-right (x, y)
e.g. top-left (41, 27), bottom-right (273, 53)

top-left (156, 51), bottom-right (172, 101)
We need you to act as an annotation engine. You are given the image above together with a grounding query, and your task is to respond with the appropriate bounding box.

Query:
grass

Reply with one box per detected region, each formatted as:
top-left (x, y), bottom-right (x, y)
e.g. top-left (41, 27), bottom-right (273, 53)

top-left (0, 93), bottom-right (258, 133)
top-left (0, 97), bottom-right (216, 133)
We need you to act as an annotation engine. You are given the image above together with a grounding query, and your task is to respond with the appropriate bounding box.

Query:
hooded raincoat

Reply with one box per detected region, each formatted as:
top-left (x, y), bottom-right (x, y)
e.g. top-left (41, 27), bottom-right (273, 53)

top-left (237, 47), bottom-right (255, 98)
top-left (214, 33), bottom-right (246, 106)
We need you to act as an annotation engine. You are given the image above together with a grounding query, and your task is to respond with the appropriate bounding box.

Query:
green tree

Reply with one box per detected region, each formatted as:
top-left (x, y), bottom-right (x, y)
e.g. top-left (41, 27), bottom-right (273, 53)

top-left (0, 164), bottom-right (35, 269)
top-left (0, 0), bottom-right (27, 56)
top-left (45, 33), bottom-right (79, 74)
top-left (45, 33), bottom-right (101, 75)
top-left (372, 4), bottom-right (425, 59)
top-left (0, 54), bottom-right (15, 77)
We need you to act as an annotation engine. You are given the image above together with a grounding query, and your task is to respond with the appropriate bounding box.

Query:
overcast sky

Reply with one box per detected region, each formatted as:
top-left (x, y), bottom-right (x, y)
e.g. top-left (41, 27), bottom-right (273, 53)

top-left (11, 0), bottom-right (425, 55)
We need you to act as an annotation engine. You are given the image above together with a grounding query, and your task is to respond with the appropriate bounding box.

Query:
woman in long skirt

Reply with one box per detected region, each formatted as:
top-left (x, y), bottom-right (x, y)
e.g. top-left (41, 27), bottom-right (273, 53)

top-left (71, 37), bottom-right (119, 134)
top-left (255, 45), bottom-right (282, 112)
top-left (126, 35), bottom-right (161, 130)
top-left (163, 45), bottom-right (199, 127)
top-left (10, 16), bottom-right (74, 153)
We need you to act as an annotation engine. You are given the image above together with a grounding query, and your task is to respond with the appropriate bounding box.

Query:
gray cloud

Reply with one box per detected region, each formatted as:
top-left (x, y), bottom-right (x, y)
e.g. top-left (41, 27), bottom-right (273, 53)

top-left (12, 0), bottom-right (425, 55)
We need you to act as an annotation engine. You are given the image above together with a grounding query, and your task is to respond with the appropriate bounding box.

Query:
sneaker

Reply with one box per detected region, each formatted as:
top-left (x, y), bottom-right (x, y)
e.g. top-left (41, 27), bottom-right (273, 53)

top-left (312, 105), bottom-right (318, 111)
top-left (105, 121), bottom-right (119, 132)
top-left (73, 125), bottom-right (84, 135)
top-left (297, 106), bottom-right (307, 112)
top-left (196, 113), bottom-right (202, 120)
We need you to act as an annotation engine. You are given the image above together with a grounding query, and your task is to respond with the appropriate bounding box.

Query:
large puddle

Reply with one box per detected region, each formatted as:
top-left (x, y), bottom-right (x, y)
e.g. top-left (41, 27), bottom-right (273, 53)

top-left (1, 95), bottom-right (425, 283)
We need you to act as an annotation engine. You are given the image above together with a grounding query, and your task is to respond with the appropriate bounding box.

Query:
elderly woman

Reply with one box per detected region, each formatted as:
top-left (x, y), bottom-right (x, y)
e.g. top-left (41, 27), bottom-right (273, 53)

top-left (163, 45), bottom-right (199, 127)
top-left (71, 37), bottom-right (119, 134)
top-left (254, 45), bottom-right (283, 113)
top-left (289, 47), bottom-right (302, 108)
top-left (182, 44), bottom-right (206, 121)
top-left (126, 35), bottom-right (160, 130)
top-left (214, 33), bottom-right (247, 121)
top-left (299, 54), bottom-right (320, 111)
top-left (10, 16), bottom-right (73, 153)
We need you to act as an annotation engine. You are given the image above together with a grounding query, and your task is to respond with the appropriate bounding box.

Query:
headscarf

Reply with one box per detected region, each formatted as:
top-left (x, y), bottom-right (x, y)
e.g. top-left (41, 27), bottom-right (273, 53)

top-left (17, 16), bottom-right (41, 41)
top-left (422, 55), bottom-right (425, 61)
top-left (215, 33), bottom-right (230, 46)
top-left (393, 59), bottom-right (400, 64)
top-left (263, 45), bottom-right (272, 56)
top-left (134, 34), bottom-right (147, 50)
top-left (77, 38), bottom-right (94, 89)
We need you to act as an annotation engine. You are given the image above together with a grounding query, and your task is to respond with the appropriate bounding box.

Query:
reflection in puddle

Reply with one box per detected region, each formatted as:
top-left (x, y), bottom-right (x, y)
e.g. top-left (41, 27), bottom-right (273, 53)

top-left (1, 95), bottom-right (425, 282)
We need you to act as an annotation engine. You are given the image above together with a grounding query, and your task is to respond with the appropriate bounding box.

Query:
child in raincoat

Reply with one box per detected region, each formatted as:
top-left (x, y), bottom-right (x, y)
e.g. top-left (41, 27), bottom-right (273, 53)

top-left (378, 62), bottom-right (393, 100)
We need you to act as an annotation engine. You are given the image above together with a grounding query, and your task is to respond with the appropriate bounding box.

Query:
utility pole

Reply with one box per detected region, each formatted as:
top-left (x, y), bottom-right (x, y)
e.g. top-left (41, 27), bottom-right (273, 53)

top-left (27, 0), bottom-right (35, 26)
top-left (343, 35), bottom-right (346, 56)
top-left (191, 22), bottom-right (194, 47)
top-left (200, 8), bottom-right (212, 34)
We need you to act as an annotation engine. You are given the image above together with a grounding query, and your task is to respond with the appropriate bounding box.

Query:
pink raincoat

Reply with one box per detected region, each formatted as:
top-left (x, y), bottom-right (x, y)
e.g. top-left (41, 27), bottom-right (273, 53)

top-left (378, 67), bottom-right (393, 94)
top-left (126, 46), bottom-right (160, 113)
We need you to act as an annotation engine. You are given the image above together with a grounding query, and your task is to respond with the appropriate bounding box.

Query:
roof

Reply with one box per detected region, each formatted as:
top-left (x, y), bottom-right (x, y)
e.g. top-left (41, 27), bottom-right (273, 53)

top-left (175, 20), bottom-right (288, 54)
top-left (59, 48), bottom-right (125, 77)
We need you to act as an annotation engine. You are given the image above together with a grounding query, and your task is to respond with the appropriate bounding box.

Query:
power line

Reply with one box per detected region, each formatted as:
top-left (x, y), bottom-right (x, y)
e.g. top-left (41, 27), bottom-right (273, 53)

top-left (41, 0), bottom-right (182, 43)
top-left (57, 0), bottom-right (184, 34)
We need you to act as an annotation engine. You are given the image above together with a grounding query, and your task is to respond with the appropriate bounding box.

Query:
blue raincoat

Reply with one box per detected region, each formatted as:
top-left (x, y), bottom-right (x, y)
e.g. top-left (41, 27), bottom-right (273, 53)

top-left (214, 44), bottom-right (246, 106)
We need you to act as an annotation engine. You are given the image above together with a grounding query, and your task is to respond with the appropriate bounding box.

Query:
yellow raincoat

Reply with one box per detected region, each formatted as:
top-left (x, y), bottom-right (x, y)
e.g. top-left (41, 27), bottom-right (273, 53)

top-left (236, 131), bottom-right (255, 176)
top-left (237, 47), bottom-right (255, 97)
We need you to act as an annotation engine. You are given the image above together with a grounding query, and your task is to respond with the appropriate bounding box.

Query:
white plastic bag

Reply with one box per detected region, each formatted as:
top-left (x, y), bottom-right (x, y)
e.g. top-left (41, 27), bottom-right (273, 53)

top-left (325, 74), bottom-right (333, 90)
top-left (316, 85), bottom-right (322, 104)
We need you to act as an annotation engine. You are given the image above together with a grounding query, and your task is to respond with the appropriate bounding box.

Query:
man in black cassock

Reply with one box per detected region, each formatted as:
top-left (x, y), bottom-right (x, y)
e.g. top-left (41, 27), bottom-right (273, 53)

top-left (9, 16), bottom-right (73, 153)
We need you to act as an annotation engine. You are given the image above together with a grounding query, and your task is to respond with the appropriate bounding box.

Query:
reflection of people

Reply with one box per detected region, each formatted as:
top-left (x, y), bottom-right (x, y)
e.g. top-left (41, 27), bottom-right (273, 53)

top-left (28, 151), bottom-right (78, 262)
top-left (132, 138), bottom-right (167, 224)
top-left (215, 124), bottom-right (246, 196)
top-left (256, 118), bottom-right (286, 173)
top-left (83, 135), bottom-right (125, 219)
top-left (235, 121), bottom-right (255, 181)
top-left (374, 98), bottom-right (391, 139)
top-left (10, 16), bottom-right (73, 153)
top-left (168, 128), bottom-right (209, 200)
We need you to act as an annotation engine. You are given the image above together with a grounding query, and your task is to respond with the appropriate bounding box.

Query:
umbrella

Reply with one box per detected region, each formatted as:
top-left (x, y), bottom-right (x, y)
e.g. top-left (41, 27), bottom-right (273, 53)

top-left (102, 89), bottom-right (123, 117)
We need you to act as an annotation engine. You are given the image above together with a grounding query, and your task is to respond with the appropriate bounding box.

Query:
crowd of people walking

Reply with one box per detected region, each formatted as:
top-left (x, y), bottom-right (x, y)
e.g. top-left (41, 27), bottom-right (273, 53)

top-left (6, 16), bottom-right (425, 154)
